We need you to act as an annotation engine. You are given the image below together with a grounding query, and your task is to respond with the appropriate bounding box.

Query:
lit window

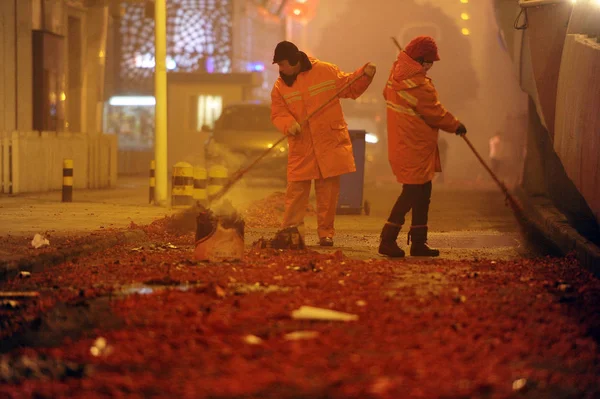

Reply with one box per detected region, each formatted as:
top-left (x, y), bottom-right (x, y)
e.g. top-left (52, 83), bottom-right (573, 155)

top-left (461, 13), bottom-right (470, 20)
top-left (293, 8), bottom-right (301, 15)
top-left (197, 95), bottom-right (223, 130)
top-left (461, 28), bottom-right (470, 35)
top-left (109, 96), bottom-right (156, 106)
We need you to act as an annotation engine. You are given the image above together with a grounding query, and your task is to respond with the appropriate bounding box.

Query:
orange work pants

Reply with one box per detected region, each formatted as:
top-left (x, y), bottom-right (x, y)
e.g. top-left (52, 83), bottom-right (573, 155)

top-left (281, 176), bottom-right (341, 238)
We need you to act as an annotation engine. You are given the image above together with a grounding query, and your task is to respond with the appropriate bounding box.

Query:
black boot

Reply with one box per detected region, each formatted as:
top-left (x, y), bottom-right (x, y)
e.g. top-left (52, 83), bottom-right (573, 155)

top-left (408, 226), bottom-right (439, 257)
top-left (378, 223), bottom-right (405, 258)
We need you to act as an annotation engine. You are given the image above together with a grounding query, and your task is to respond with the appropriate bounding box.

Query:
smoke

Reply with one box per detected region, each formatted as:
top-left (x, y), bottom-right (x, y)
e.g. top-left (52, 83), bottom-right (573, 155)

top-left (307, 0), bottom-right (528, 186)
top-left (206, 142), bottom-right (248, 174)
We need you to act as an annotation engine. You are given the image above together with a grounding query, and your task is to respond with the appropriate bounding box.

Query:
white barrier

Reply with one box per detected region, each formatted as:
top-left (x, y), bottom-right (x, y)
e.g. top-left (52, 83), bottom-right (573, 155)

top-left (0, 131), bottom-right (117, 194)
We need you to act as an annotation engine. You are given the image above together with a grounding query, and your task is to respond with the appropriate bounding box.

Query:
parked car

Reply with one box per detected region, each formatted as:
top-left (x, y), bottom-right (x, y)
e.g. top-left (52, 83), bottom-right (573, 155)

top-left (204, 102), bottom-right (288, 179)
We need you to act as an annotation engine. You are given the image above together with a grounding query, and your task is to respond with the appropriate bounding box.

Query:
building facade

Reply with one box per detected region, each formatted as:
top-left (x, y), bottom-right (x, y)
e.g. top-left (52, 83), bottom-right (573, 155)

top-left (106, 0), bottom-right (315, 174)
top-left (0, 0), bottom-right (116, 194)
top-left (0, 0), bottom-right (316, 187)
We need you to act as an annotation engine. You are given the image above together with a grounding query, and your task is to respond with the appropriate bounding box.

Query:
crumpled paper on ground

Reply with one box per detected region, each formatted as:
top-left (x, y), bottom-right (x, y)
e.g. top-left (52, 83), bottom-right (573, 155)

top-left (31, 234), bottom-right (50, 249)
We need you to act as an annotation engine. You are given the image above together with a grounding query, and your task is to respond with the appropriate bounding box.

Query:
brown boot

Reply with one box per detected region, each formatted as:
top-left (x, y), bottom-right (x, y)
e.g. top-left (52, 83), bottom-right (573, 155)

top-left (408, 226), bottom-right (439, 257)
top-left (319, 237), bottom-right (333, 247)
top-left (378, 222), bottom-right (405, 258)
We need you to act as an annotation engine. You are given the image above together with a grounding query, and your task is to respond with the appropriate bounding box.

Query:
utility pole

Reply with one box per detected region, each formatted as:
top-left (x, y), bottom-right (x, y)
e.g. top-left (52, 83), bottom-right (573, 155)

top-left (154, 0), bottom-right (168, 206)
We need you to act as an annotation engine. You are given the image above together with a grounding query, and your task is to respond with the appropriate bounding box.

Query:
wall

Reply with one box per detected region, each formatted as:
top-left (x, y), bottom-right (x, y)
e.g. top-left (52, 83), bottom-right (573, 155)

top-left (494, 0), bottom-right (600, 239)
top-left (522, 97), bottom-right (599, 244)
top-left (522, 2), bottom-right (572, 137)
top-left (0, 0), bottom-right (33, 133)
top-left (0, 1), bottom-right (117, 194)
top-left (0, 130), bottom-right (117, 194)
top-left (554, 35), bottom-right (600, 224)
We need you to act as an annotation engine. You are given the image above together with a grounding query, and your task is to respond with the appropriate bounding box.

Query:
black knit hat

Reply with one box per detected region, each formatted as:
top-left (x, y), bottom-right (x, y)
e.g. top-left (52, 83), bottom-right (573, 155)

top-left (272, 41), bottom-right (300, 64)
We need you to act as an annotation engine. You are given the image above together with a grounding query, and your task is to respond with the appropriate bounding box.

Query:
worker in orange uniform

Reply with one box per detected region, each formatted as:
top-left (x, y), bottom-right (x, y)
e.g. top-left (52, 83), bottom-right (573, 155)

top-left (271, 41), bottom-right (376, 247)
top-left (379, 36), bottom-right (467, 258)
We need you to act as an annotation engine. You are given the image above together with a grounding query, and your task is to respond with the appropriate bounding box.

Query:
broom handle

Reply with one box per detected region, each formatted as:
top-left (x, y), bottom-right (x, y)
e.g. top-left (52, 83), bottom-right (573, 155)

top-left (461, 135), bottom-right (512, 199)
top-left (300, 71), bottom-right (367, 125)
top-left (391, 36), bottom-right (403, 51)
top-left (208, 71), bottom-right (368, 204)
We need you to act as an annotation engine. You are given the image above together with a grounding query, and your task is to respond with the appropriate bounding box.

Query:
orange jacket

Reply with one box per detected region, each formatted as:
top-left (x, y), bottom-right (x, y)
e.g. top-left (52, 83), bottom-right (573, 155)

top-left (384, 52), bottom-right (460, 184)
top-left (271, 58), bottom-right (373, 182)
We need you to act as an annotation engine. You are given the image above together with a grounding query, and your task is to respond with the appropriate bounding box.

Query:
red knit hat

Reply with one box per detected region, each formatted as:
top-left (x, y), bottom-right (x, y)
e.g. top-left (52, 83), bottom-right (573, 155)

top-left (404, 36), bottom-right (440, 62)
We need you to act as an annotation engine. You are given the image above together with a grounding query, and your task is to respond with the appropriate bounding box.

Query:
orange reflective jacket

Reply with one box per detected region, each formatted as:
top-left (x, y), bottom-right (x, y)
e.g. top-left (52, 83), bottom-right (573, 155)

top-left (271, 58), bottom-right (373, 182)
top-left (384, 52), bottom-right (460, 184)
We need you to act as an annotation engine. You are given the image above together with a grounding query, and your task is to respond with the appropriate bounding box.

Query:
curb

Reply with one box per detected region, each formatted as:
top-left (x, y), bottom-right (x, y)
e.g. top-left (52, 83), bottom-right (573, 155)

top-left (514, 187), bottom-right (600, 277)
top-left (0, 229), bottom-right (148, 282)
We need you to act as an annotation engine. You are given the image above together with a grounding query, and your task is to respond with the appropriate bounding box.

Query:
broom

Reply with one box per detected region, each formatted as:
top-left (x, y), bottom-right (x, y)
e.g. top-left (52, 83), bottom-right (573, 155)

top-left (460, 135), bottom-right (561, 253)
top-left (461, 135), bottom-right (526, 221)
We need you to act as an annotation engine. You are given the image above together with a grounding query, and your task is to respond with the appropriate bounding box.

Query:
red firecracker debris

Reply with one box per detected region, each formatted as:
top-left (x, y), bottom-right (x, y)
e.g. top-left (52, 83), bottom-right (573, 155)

top-left (1, 223), bottom-right (599, 399)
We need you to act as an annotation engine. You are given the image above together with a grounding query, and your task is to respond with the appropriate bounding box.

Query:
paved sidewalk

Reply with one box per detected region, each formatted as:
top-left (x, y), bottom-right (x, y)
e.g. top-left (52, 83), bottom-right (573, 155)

top-left (0, 177), bottom-right (182, 280)
top-left (0, 177), bottom-right (177, 237)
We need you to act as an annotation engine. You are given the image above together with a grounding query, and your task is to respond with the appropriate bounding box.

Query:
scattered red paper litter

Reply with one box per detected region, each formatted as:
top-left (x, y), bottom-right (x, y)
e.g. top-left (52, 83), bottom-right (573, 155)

top-left (1, 225), bottom-right (599, 399)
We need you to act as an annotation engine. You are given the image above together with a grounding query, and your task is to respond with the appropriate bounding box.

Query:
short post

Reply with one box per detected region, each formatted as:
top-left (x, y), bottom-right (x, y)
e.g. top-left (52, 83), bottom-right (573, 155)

top-left (171, 161), bottom-right (194, 207)
top-left (62, 159), bottom-right (73, 202)
top-left (193, 166), bottom-right (208, 207)
top-left (149, 160), bottom-right (156, 204)
top-left (207, 165), bottom-right (228, 199)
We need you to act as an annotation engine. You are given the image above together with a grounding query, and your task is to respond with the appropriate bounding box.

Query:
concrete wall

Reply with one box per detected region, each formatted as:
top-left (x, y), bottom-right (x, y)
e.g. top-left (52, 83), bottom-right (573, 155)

top-left (0, 0), bottom-right (33, 133)
top-left (494, 0), bottom-right (600, 241)
top-left (523, 96), bottom-right (599, 244)
top-left (554, 35), bottom-right (600, 225)
top-left (523, 2), bottom-right (572, 137)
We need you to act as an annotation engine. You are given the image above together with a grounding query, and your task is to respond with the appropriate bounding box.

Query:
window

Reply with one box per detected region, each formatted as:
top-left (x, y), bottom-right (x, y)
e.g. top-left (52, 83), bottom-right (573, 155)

top-left (196, 95), bottom-right (223, 130)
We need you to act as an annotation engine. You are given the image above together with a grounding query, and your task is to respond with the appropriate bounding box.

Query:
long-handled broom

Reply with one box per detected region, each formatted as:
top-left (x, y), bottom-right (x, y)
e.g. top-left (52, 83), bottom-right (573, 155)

top-left (460, 135), bottom-right (560, 253)
top-left (207, 70), bottom-right (369, 205)
top-left (460, 135), bottom-right (526, 218)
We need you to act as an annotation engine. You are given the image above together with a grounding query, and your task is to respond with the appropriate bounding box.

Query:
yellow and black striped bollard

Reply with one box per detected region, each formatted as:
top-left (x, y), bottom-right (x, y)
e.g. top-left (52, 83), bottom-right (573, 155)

top-left (208, 165), bottom-right (228, 199)
top-left (149, 160), bottom-right (156, 204)
top-left (171, 162), bottom-right (194, 207)
top-left (193, 166), bottom-right (208, 207)
top-left (62, 159), bottom-right (73, 202)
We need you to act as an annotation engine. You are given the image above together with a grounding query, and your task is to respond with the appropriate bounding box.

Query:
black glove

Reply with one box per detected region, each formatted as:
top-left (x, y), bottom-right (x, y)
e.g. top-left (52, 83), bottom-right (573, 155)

top-left (455, 123), bottom-right (467, 136)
